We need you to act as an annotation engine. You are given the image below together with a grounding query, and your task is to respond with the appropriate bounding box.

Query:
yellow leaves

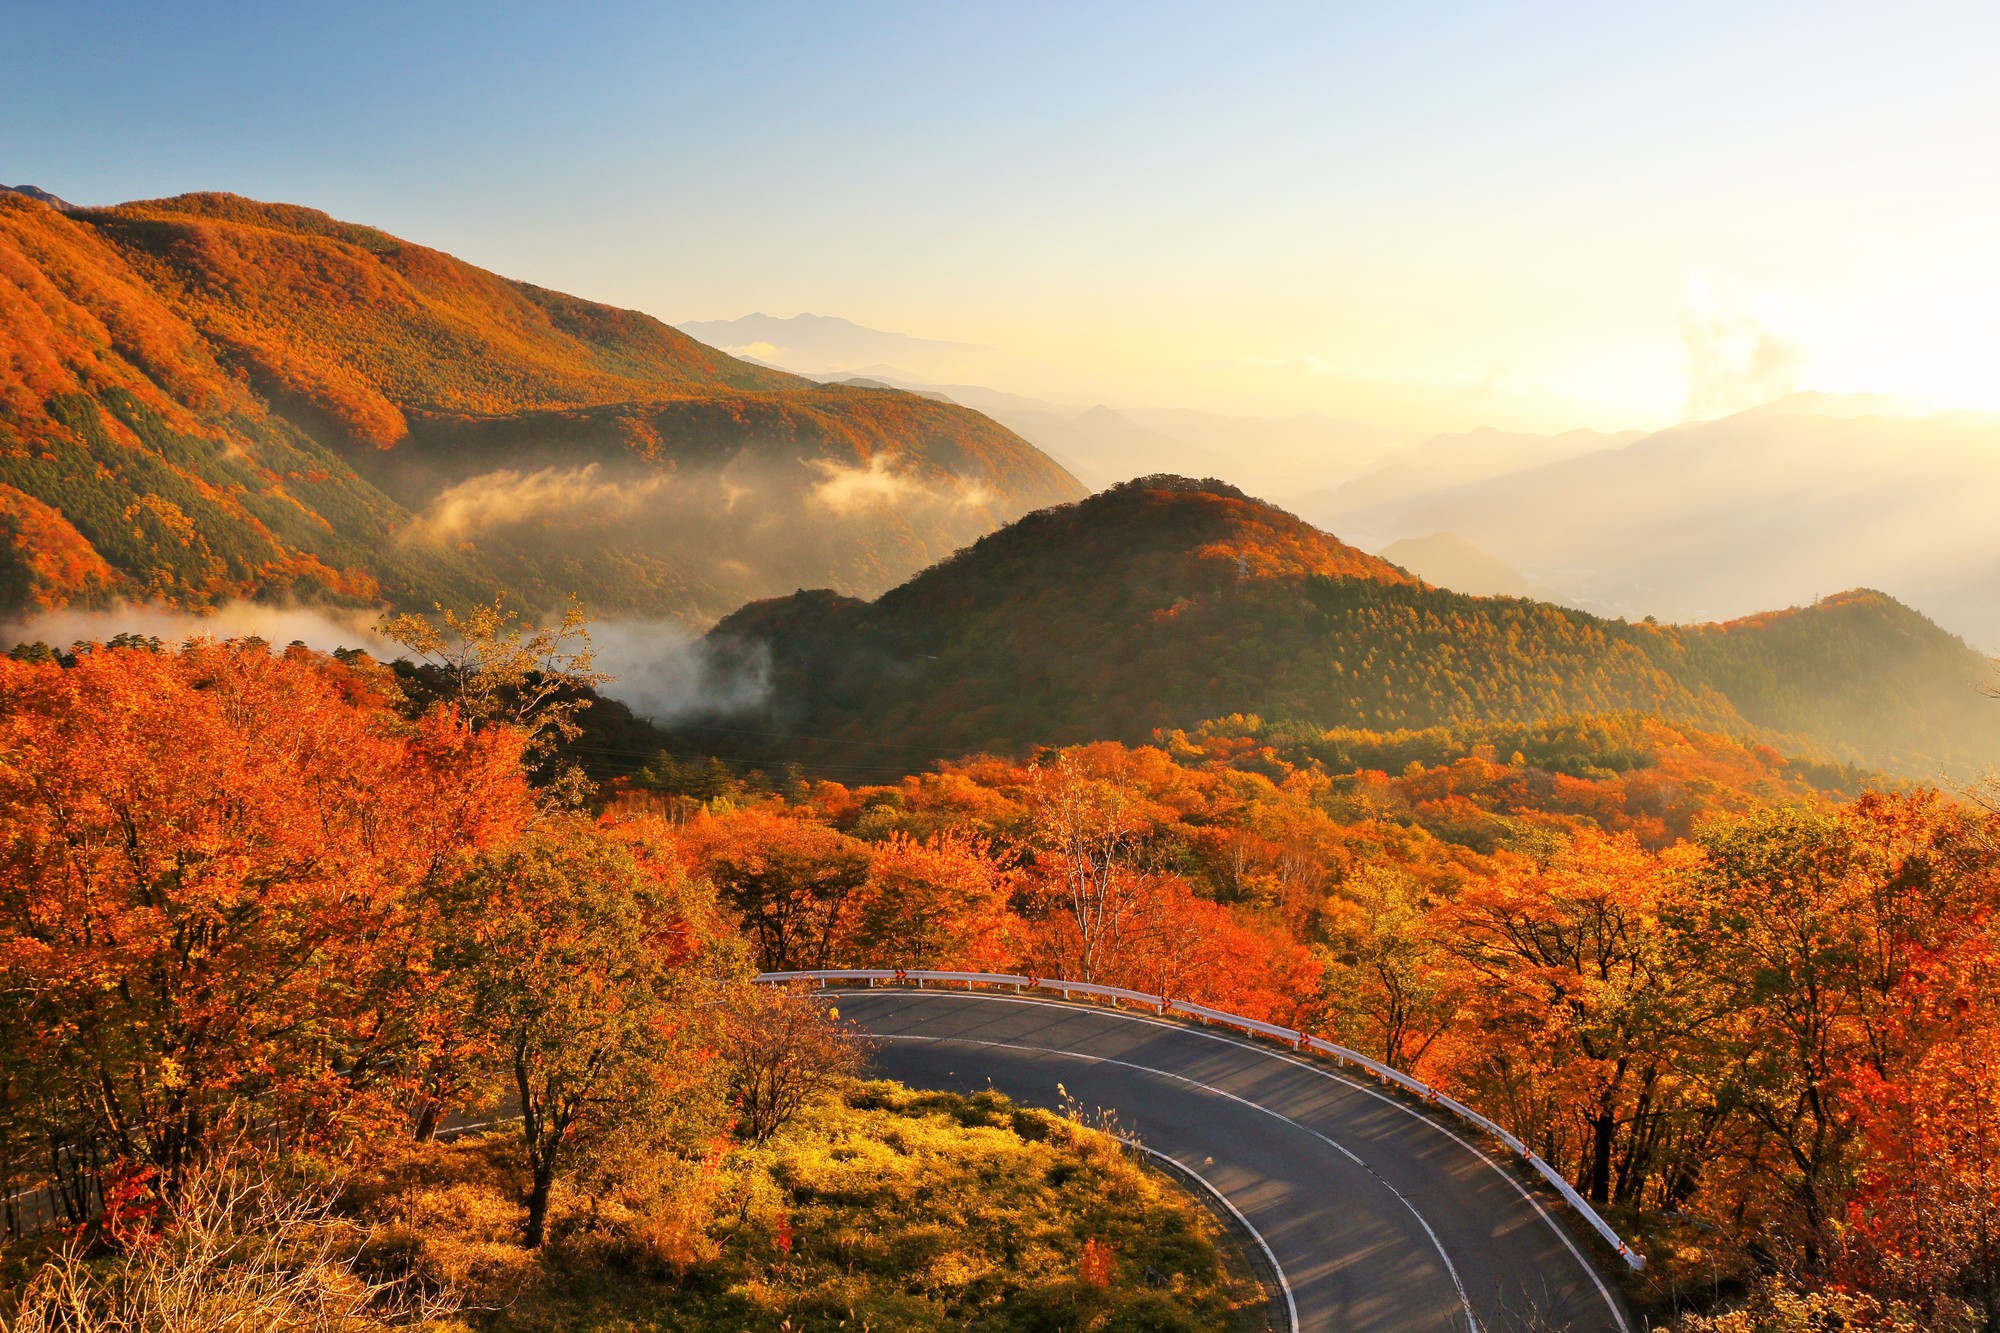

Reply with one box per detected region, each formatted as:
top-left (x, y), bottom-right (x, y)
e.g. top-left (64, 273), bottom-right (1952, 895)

top-left (124, 494), bottom-right (198, 548)
top-left (377, 596), bottom-right (606, 805)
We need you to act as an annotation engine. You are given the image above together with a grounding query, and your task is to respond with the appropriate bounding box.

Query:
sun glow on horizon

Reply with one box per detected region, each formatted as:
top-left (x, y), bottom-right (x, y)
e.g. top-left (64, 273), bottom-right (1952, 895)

top-left (9, 1), bottom-right (1995, 437)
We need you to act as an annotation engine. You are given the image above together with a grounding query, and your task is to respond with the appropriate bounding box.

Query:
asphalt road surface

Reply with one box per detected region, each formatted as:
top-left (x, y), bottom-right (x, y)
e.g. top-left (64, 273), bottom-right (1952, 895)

top-left (839, 987), bottom-right (1629, 1333)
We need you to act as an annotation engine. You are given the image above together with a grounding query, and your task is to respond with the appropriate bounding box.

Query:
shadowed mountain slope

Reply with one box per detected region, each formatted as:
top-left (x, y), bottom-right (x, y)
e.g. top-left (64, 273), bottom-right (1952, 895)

top-left (684, 477), bottom-right (2000, 780)
top-left (0, 190), bottom-right (1082, 619)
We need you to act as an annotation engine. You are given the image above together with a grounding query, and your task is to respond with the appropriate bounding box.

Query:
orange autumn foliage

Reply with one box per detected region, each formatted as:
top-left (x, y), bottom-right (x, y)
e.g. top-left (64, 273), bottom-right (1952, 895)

top-left (0, 483), bottom-right (118, 608)
top-left (1848, 1025), bottom-right (2000, 1323)
top-left (1429, 832), bottom-right (1702, 1206)
top-left (844, 829), bottom-right (1017, 971)
top-left (659, 742), bottom-right (1323, 1021)
top-left (0, 641), bottom-right (535, 1181)
top-left (0, 190), bottom-right (1080, 618)
top-left (672, 807), bottom-right (874, 973)
top-left (648, 727), bottom-right (2000, 1296)
top-left (2, 619), bottom-right (1993, 1309)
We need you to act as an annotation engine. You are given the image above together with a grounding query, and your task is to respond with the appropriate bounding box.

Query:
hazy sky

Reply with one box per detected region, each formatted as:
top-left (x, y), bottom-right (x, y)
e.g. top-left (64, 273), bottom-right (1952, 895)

top-left (6, 1), bottom-right (1996, 430)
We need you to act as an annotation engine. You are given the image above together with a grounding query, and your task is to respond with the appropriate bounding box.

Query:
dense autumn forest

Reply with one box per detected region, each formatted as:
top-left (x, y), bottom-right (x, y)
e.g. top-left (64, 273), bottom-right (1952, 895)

top-left (4, 619), bottom-right (2000, 1331)
top-left (689, 477), bottom-right (2000, 780)
top-left (0, 189), bottom-right (1081, 619)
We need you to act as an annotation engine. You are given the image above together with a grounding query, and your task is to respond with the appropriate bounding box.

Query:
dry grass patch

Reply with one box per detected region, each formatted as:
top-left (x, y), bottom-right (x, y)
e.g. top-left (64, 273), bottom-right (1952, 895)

top-left (345, 1080), bottom-right (1266, 1333)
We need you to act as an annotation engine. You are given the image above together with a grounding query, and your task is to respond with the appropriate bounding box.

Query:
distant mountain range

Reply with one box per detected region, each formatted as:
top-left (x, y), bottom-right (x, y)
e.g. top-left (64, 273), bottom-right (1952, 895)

top-left (1, 184), bottom-right (75, 211)
top-left (11, 189), bottom-right (1994, 767)
top-left (1326, 395), bottom-right (2000, 650)
top-left (674, 311), bottom-right (1095, 403)
top-left (675, 477), bottom-right (2000, 781)
top-left (0, 191), bottom-right (1080, 621)
top-left (1297, 426), bottom-right (1643, 521)
top-left (947, 396), bottom-right (1410, 502)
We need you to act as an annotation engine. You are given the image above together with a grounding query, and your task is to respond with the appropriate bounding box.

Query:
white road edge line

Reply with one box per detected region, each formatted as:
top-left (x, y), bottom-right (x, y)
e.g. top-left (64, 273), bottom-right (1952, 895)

top-left (854, 988), bottom-right (1631, 1333)
top-left (876, 1032), bottom-right (1480, 1333)
top-left (1129, 1143), bottom-right (1300, 1333)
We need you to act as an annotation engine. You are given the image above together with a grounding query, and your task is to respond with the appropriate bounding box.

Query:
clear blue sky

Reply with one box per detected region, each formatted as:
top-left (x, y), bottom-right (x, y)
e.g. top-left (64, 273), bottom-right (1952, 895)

top-left (6, 1), bottom-right (1996, 427)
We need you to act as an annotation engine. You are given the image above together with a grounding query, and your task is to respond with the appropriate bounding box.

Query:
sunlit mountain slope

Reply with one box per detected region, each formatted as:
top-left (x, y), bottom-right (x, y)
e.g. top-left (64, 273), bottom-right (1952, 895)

top-left (0, 191), bottom-right (1082, 619)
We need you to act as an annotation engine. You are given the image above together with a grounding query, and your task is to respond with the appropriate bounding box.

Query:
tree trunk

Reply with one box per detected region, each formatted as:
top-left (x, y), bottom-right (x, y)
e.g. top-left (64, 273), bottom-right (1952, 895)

top-left (1798, 1183), bottom-right (1824, 1274)
top-left (524, 1161), bottom-right (555, 1248)
top-left (1978, 1213), bottom-right (1999, 1333)
top-left (1588, 1109), bottom-right (1615, 1206)
top-left (412, 1097), bottom-right (440, 1143)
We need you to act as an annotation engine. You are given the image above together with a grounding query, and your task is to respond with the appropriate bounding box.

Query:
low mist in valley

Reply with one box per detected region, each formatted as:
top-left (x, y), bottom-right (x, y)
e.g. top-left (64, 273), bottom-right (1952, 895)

top-left (388, 449), bottom-right (1014, 625)
top-left (0, 602), bottom-right (769, 726)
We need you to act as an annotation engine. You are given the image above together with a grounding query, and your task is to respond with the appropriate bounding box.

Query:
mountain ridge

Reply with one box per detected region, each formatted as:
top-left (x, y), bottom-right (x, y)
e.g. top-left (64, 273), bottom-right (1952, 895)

top-left (679, 476), bottom-right (2000, 780)
top-left (1378, 532), bottom-right (1543, 598)
top-left (0, 184), bottom-right (74, 211)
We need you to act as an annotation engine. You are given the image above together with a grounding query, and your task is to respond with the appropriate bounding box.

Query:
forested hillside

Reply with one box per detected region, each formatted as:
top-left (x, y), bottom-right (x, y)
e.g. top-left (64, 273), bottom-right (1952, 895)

top-left (686, 476), bottom-right (2000, 779)
top-left (0, 190), bottom-right (1082, 619)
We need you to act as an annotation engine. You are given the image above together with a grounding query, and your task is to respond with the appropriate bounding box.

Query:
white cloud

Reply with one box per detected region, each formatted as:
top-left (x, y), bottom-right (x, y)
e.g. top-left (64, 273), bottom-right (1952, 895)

top-left (807, 455), bottom-right (992, 515)
top-left (0, 602), bottom-right (772, 725)
top-left (589, 620), bottom-right (770, 721)
top-left (412, 464), bottom-right (672, 543)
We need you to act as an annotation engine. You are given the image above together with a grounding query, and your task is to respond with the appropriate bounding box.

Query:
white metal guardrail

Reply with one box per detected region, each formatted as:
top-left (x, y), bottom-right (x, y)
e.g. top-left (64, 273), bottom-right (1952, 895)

top-left (758, 967), bottom-right (1646, 1273)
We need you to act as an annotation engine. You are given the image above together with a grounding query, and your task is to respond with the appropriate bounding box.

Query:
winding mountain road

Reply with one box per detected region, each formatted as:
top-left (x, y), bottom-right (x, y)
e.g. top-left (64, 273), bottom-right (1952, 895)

top-left (837, 986), bottom-right (1629, 1333)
